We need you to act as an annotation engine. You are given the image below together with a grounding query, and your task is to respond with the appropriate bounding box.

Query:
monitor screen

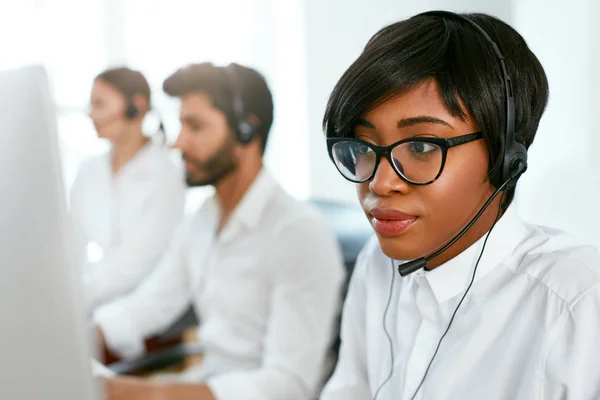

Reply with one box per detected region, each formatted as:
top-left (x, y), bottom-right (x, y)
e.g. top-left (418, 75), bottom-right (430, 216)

top-left (0, 65), bottom-right (98, 400)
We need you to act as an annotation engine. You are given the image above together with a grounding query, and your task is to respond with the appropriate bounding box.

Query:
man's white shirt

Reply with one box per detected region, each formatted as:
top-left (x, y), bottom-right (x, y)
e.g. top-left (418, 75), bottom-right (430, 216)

top-left (95, 169), bottom-right (346, 400)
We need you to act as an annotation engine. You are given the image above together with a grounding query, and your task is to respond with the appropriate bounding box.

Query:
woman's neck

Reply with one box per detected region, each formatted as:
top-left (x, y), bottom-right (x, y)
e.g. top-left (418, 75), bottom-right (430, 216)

top-left (110, 131), bottom-right (149, 174)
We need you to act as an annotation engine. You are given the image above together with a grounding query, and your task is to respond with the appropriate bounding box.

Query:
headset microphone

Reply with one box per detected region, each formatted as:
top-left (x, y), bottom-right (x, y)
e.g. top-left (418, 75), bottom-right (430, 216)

top-left (395, 9), bottom-right (529, 277)
top-left (397, 162), bottom-right (524, 277)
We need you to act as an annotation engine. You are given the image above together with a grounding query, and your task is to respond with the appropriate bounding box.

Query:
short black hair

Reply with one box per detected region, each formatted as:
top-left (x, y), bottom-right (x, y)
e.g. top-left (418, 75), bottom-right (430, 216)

top-left (163, 62), bottom-right (274, 153)
top-left (323, 12), bottom-right (549, 193)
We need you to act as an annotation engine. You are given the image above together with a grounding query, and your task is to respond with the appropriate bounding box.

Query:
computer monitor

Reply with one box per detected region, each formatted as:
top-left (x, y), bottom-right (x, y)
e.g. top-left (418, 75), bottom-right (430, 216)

top-left (0, 65), bottom-right (99, 399)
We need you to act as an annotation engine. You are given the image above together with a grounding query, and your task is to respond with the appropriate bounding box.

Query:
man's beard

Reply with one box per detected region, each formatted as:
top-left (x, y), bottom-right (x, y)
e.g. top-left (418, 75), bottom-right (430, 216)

top-left (183, 137), bottom-right (238, 187)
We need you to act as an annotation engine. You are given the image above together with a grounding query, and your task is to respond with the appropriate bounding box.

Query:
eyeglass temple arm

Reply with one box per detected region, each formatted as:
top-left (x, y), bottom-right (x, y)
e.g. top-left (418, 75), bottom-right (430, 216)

top-left (445, 132), bottom-right (482, 147)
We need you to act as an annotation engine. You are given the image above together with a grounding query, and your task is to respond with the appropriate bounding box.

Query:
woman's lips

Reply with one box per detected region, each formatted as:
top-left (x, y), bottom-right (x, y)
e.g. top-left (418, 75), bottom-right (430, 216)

top-left (369, 208), bottom-right (418, 236)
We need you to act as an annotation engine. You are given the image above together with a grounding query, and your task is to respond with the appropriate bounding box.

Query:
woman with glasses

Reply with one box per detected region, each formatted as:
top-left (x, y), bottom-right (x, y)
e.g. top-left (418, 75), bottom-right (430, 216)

top-left (321, 11), bottom-right (600, 400)
top-left (70, 67), bottom-right (186, 315)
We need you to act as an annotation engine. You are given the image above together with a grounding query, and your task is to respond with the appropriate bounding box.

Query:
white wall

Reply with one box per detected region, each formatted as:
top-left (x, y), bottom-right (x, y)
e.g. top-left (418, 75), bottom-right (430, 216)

top-left (261, 0), bottom-right (311, 200)
top-left (513, 0), bottom-right (600, 249)
top-left (592, 0), bottom-right (600, 157)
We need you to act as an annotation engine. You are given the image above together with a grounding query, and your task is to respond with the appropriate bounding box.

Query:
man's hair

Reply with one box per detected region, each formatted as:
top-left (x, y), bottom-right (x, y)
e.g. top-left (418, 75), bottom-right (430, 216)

top-left (95, 67), bottom-right (151, 107)
top-left (323, 13), bottom-right (549, 195)
top-left (163, 62), bottom-right (274, 153)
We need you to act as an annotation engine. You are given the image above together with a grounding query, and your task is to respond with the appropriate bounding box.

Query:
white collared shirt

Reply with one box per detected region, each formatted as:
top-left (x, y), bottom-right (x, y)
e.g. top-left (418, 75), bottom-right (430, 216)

top-left (94, 170), bottom-right (346, 400)
top-left (70, 141), bottom-right (186, 313)
top-left (322, 206), bottom-right (600, 400)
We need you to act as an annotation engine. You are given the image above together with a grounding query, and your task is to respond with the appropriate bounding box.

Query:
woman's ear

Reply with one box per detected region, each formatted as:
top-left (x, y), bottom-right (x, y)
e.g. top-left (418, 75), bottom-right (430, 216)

top-left (131, 94), bottom-right (150, 117)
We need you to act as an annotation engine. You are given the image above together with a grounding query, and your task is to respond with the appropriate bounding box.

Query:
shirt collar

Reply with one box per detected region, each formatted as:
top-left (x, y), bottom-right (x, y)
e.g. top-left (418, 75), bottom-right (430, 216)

top-left (111, 140), bottom-right (159, 179)
top-left (416, 205), bottom-right (530, 304)
top-left (211, 169), bottom-right (277, 240)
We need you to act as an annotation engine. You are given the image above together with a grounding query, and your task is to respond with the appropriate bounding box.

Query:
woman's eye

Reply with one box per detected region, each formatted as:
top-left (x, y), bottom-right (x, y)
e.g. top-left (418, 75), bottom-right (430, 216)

top-left (409, 142), bottom-right (437, 153)
top-left (356, 144), bottom-right (371, 154)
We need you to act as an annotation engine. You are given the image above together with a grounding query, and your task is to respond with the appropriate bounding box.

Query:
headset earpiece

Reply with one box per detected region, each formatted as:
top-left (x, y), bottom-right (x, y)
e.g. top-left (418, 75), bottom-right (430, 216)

top-left (506, 151), bottom-right (528, 182)
top-left (224, 65), bottom-right (257, 145)
top-left (237, 120), bottom-right (256, 144)
top-left (125, 103), bottom-right (139, 119)
top-left (422, 11), bottom-right (529, 189)
top-left (499, 64), bottom-right (527, 185)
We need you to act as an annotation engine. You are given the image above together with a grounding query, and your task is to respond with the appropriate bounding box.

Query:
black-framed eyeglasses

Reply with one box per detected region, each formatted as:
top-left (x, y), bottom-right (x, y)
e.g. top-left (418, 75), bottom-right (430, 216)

top-left (327, 132), bottom-right (483, 185)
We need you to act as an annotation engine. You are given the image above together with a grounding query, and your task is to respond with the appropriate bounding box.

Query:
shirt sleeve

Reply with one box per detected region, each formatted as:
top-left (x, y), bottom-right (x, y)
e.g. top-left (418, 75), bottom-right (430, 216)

top-left (83, 176), bottom-right (186, 312)
top-left (543, 284), bottom-right (600, 400)
top-left (320, 239), bottom-right (373, 400)
top-left (207, 215), bottom-right (346, 400)
top-left (93, 219), bottom-right (193, 360)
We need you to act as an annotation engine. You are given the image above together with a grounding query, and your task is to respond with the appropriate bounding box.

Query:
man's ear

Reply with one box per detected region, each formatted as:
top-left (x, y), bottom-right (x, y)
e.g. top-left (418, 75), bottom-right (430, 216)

top-left (246, 114), bottom-right (261, 128)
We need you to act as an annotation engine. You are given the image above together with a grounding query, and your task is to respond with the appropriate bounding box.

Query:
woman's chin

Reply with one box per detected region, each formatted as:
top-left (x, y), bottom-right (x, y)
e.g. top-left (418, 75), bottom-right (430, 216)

top-left (376, 235), bottom-right (428, 262)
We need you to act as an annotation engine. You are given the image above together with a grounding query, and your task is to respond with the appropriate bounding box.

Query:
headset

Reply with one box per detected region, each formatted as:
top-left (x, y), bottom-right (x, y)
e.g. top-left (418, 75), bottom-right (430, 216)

top-left (373, 11), bottom-right (529, 400)
top-left (124, 102), bottom-right (139, 119)
top-left (124, 97), bottom-right (167, 143)
top-left (397, 10), bottom-right (528, 277)
top-left (92, 100), bottom-right (138, 124)
top-left (224, 64), bottom-right (257, 144)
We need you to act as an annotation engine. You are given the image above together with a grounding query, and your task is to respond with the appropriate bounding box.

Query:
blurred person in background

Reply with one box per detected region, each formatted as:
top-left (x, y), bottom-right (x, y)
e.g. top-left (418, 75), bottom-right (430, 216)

top-left (96, 62), bottom-right (345, 400)
top-left (70, 67), bottom-right (186, 314)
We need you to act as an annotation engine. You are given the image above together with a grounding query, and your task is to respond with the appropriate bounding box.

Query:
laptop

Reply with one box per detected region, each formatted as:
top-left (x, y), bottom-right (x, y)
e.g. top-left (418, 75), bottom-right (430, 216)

top-left (0, 65), bottom-right (100, 399)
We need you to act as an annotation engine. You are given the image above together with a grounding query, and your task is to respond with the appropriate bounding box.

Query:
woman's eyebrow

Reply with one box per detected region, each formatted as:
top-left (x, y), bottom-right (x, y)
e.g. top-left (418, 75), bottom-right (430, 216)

top-left (354, 115), bottom-right (454, 130)
top-left (397, 115), bottom-right (454, 129)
